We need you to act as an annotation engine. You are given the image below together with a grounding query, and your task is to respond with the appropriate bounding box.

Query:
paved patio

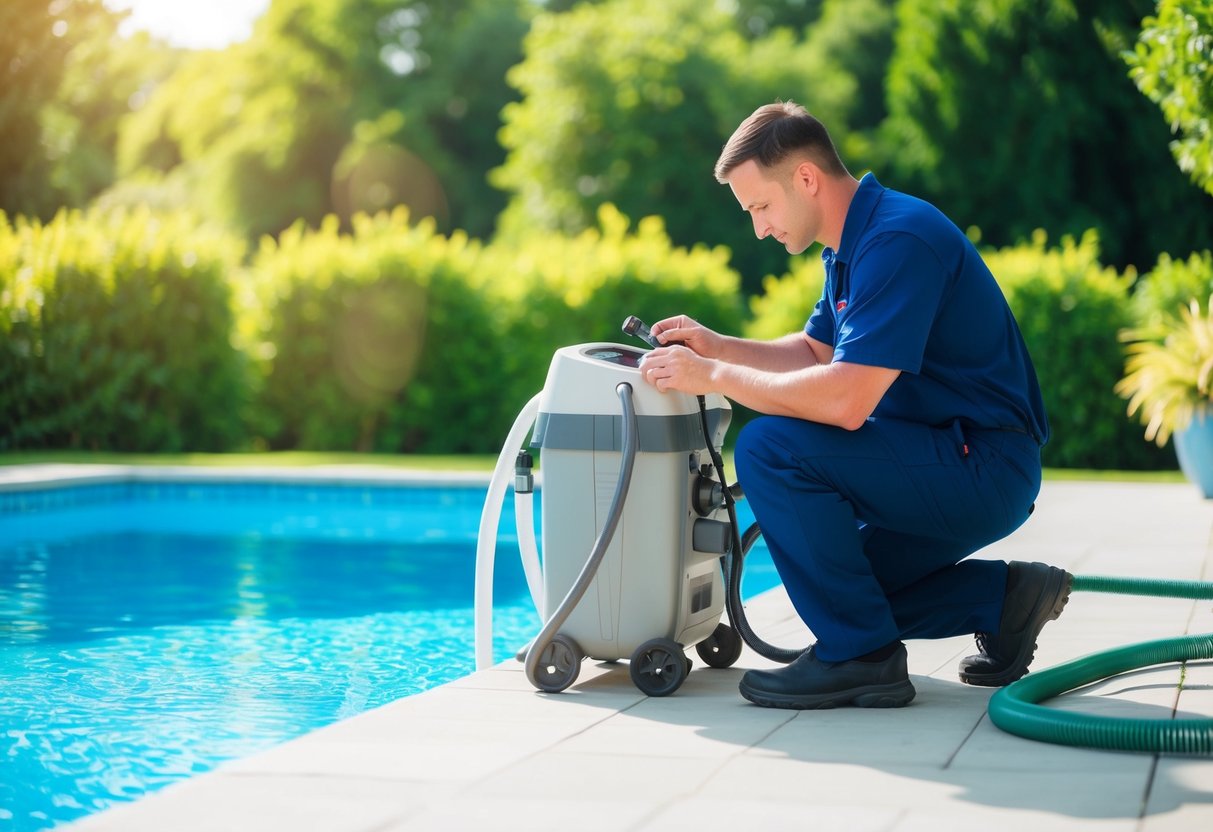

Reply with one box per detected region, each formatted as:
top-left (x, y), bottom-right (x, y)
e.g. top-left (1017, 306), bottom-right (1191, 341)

top-left (33, 475), bottom-right (1213, 831)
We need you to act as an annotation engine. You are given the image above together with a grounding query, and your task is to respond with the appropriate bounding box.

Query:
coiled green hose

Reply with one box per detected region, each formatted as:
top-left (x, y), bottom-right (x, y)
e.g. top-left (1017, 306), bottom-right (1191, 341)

top-left (987, 575), bottom-right (1213, 754)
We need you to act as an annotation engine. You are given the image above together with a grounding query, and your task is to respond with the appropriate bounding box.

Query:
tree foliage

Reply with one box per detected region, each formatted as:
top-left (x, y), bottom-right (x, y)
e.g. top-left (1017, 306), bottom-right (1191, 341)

top-left (492, 0), bottom-right (895, 292)
top-left (112, 0), bottom-right (531, 241)
top-left (732, 0), bottom-right (825, 36)
top-left (1126, 0), bottom-right (1213, 197)
top-left (882, 0), bottom-right (1213, 272)
top-left (0, 0), bottom-right (173, 218)
top-left (113, 0), bottom-right (373, 239)
top-left (47, 27), bottom-right (181, 210)
top-left (369, 0), bottom-right (532, 238)
top-left (0, 0), bottom-right (79, 217)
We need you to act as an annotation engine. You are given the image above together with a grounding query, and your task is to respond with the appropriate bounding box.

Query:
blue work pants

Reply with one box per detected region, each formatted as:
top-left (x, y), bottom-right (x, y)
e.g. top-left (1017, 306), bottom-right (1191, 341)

top-left (733, 416), bottom-right (1042, 662)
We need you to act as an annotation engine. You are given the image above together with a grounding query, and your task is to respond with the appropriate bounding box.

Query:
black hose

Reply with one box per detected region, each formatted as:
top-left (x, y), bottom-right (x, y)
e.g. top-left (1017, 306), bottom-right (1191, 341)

top-left (524, 382), bottom-right (639, 688)
top-left (697, 396), bottom-right (806, 664)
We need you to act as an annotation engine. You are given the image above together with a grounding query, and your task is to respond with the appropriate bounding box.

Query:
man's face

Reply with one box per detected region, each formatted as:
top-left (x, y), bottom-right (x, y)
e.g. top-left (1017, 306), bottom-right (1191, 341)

top-left (726, 159), bottom-right (819, 255)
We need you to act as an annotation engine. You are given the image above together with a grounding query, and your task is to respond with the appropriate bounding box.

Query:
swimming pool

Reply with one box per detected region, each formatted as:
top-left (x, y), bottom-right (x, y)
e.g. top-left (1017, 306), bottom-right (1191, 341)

top-left (0, 472), bottom-right (775, 831)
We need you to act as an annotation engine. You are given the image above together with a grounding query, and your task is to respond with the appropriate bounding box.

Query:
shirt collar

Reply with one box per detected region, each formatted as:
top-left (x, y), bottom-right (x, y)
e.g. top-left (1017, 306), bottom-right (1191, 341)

top-left (825, 172), bottom-right (883, 266)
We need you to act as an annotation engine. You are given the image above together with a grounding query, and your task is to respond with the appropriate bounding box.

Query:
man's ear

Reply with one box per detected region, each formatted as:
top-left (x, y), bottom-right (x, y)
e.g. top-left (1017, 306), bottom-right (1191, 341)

top-left (793, 160), bottom-right (819, 195)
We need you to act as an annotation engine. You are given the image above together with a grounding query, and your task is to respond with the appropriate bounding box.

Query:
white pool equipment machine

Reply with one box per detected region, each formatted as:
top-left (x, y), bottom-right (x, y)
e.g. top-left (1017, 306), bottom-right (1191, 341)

top-left (473, 316), bottom-right (748, 696)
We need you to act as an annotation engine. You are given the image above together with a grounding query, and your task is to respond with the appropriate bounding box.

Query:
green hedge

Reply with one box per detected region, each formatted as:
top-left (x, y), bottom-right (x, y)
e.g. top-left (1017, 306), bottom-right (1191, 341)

top-left (742, 254), bottom-right (824, 341)
top-left (985, 231), bottom-right (1169, 470)
top-left (479, 204), bottom-right (744, 425)
top-left (1130, 250), bottom-right (1213, 331)
top-left (249, 209), bottom-right (497, 453)
top-left (249, 205), bottom-right (743, 454)
top-left (0, 209), bottom-right (248, 452)
top-left (4, 206), bottom-right (1194, 467)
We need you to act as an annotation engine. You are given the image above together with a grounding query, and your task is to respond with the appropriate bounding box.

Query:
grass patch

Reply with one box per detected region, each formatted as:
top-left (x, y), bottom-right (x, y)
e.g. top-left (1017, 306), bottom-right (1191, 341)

top-left (1042, 466), bottom-right (1184, 483)
top-left (0, 451), bottom-right (1185, 483)
top-left (0, 450), bottom-right (499, 471)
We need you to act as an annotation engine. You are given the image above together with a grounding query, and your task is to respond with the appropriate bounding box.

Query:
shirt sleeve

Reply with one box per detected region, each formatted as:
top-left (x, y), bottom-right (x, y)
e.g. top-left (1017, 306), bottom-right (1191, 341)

top-left (831, 232), bottom-right (949, 374)
top-left (804, 288), bottom-right (834, 346)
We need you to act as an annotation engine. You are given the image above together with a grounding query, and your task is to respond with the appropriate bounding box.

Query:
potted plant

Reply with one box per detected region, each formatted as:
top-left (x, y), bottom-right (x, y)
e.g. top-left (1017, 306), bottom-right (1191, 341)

top-left (1117, 295), bottom-right (1213, 497)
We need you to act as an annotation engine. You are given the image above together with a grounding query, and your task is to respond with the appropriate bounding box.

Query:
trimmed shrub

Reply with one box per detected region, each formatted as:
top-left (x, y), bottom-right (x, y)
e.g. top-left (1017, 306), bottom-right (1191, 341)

top-left (248, 209), bottom-right (498, 453)
top-left (742, 254), bottom-right (825, 342)
top-left (0, 209), bottom-right (248, 451)
top-left (479, 204), bottom-right (745, 428)
top-left (1130, 250), bottom-right (1213, 332)
top-left (984, 230), bottom-right (1169, 470)
top-left (248, 205), bottom-right (743, 454)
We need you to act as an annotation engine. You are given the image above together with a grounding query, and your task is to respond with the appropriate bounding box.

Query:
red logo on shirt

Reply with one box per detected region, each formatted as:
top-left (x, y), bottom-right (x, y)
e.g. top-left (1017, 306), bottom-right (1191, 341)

top-left (836, 300), bottom-right (848, 312)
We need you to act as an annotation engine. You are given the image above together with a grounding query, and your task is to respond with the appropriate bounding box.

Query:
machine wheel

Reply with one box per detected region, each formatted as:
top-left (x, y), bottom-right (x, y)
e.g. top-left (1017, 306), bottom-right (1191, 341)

top-left (531, 634), bottom-right (582, 693)
top-left (629, 638), bottom-right (689, 697)
top-left (695, 622), bottom-right (744, 669)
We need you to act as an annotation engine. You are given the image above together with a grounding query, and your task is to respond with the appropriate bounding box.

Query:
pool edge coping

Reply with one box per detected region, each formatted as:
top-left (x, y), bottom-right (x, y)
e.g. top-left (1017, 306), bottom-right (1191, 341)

top-left (0, 463), bottom-right (493, 493)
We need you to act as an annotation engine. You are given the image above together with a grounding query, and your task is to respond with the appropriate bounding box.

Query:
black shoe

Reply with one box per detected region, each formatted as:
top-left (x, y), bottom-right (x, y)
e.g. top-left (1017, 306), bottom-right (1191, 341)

top-left (958, 561), bottom-right (1072, 687)
top-left (739, 643), bottom-right (916, 710)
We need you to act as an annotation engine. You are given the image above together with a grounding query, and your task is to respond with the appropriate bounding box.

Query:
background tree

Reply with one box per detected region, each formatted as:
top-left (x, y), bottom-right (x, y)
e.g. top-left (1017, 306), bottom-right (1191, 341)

top-left (880, 0), bottom-right (1213, 272)
top-left (492, 0), bottom-right (894, 293)
top-left (1126, 0), bottom-right (1213, 197)
top-left (732, 0), bottom-right (825, 36)
top-left (111, 0), bottom-right (531, 241)
top-left (46, 24), bottom-right (181, 210)
top-left (797, 0), bottom-right (896, 166)
top-left (365, 0), bottom-right (532, 239)
top-left (111, 0), bottom-right (377, 239)
top-left (0, 0), bottom-right (78, 218)
top-left (9, 0), bottom-right (1208, 275)
top-left (0, 0), bottom-right (151, 218)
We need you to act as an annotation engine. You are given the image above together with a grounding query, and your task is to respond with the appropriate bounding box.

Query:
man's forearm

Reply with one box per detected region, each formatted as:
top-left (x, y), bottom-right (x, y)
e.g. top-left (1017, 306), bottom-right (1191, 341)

top-left (708, 357), bottom-right (901, 431)
top-left (708, 362), bottom-right (851, 427)
top-left (716, 331), bottom-right (822, 372)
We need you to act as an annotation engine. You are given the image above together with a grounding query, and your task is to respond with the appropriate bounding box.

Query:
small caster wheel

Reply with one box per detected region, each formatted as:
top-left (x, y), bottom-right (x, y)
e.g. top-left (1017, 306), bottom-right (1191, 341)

top-left (529, 634), bottom-right (581, 693)
top-left (695, 622), bottom-right (743, 669)
top-left (629, 637), bottom-right (689, 697)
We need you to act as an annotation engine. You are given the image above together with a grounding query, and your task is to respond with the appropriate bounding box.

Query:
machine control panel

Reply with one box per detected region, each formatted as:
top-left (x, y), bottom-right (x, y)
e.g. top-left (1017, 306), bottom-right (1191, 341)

top-left (583, 346), bottom-right (645, 368)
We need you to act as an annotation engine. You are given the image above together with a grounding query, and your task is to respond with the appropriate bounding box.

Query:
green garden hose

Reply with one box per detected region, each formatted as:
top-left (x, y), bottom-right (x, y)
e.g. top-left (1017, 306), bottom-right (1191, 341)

top-left (987, 574), bottom-right (1213, 754)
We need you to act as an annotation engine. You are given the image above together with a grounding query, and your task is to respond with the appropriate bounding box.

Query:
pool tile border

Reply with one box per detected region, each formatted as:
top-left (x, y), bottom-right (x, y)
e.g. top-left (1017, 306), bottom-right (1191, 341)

top-left (0, 463), bottom-right (491, 493)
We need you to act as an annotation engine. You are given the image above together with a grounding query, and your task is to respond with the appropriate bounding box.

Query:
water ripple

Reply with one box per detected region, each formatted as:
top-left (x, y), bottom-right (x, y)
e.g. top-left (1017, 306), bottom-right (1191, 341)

top-left (1, 531), bottom-right (540, 832)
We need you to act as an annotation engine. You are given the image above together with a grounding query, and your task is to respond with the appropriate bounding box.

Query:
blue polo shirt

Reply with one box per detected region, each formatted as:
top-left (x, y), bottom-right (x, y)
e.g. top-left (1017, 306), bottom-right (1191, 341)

top-left (806, 173), bottom-right (1048, 443)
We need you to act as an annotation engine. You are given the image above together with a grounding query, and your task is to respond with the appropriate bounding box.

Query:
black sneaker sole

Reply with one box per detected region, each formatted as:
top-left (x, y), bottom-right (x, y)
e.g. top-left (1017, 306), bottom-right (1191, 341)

top-left (739, 678), bottom-right (916, 710)
top-left (959, 566), bottom-right (1073, 687)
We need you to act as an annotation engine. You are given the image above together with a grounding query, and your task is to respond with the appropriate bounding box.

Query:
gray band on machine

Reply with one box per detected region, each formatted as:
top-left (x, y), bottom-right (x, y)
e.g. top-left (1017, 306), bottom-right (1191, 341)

top-left (532, 409), bottom-right (728, 452)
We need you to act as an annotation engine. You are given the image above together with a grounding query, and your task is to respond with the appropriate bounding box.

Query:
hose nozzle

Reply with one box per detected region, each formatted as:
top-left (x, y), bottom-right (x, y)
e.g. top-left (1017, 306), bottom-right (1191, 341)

top-left (622, 315), bottom-right (661, 349)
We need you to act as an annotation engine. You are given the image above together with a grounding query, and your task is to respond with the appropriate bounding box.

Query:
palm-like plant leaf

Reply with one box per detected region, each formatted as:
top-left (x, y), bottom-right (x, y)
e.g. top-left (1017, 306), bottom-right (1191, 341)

top-left (1116, 296), bottom-right (1213, 446)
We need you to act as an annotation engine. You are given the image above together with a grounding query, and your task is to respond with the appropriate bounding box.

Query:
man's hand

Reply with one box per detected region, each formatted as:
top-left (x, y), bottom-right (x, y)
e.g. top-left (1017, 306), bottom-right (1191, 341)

top-left (648, 315), bottom-right (723, 358)
top-left (640, 344), bottom-right (718, 395)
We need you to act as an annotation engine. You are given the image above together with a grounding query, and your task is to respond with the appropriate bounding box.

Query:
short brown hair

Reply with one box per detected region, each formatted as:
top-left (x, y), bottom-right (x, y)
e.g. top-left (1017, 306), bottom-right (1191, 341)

top-left (714, 101), bottom-right (849, 183)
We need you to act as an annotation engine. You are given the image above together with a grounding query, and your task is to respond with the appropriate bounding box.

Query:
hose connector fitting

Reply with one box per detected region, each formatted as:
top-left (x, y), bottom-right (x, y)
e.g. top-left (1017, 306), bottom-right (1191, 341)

top-left (514, 450), bottom-right (534, 494)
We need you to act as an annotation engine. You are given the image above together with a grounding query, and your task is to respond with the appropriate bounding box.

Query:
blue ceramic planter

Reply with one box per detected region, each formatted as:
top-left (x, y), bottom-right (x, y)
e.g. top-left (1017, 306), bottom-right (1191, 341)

top-left (1175, 409), bottom-right (1213, 499)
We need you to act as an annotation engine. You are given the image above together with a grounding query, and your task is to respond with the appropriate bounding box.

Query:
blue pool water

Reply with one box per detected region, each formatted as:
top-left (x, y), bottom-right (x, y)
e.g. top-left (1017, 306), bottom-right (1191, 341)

top-left (0, 478), bottom-right (775, 831)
